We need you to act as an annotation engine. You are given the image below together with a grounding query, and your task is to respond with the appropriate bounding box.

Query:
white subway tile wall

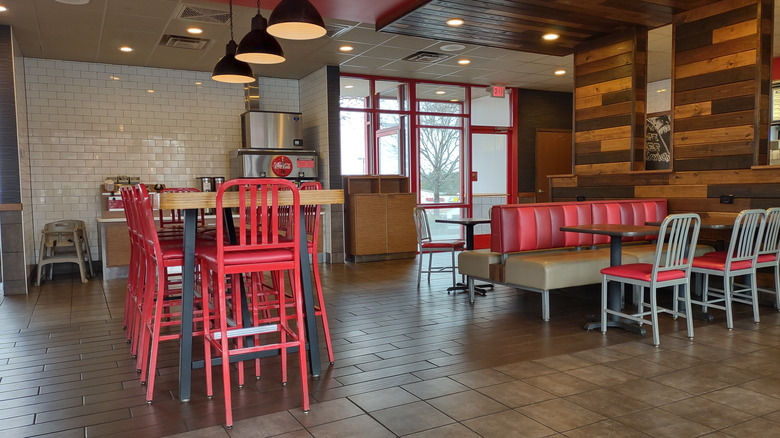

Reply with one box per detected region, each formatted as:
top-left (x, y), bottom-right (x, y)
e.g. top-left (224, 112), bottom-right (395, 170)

top-left (472, 195), bottom-right (506, 235)
top-left (24, 58), bottom-right (301, 262)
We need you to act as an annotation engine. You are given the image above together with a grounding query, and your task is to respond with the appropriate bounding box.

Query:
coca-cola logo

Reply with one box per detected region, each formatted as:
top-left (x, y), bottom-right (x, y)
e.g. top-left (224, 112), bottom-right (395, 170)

top-left (271, 155), bottom-right (293, 177)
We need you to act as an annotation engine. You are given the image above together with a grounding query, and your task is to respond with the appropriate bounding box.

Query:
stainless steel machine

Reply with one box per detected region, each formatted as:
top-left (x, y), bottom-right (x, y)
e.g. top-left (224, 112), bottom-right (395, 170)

top-left (230, 110), bottom-right (318, 184)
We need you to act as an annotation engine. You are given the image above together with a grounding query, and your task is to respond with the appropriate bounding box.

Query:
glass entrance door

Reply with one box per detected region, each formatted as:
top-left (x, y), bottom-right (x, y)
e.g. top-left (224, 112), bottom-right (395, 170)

top-left (470, 132), bottom-right (509, 237)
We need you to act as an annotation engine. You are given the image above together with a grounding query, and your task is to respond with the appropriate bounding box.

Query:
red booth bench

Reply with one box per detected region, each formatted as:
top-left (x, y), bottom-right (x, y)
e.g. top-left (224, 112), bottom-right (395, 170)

top-left (458, 199), bottom-right (713, 320)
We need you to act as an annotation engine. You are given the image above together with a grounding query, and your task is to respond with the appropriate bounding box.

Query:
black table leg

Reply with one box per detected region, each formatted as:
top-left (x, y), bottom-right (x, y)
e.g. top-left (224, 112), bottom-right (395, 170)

top-left (178, 209), bottom-right (196, 402)
top-left (584, 236), bottom-right (646, 335)
top-left (298, 205), bottom-right (322, 376)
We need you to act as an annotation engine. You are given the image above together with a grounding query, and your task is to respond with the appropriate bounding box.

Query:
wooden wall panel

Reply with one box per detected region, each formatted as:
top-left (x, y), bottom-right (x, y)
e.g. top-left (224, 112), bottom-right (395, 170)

top-left (574, 28), bottom-right (646, 175)
top-left (672, 0), bottom-right (772, 170)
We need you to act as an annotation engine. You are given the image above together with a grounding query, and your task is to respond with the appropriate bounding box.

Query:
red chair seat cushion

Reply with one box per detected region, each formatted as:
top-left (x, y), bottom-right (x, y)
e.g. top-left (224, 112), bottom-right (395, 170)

top-left (422, 240), bottom-right (465, 250)
top-left (692, 257), bottom-right (752, 271)
top-left (601, 263), bottom-right (685, 282)
top-left (758, 254), bottom-right (777, 264)
top-left (197, 245), bottom-right (294, 266)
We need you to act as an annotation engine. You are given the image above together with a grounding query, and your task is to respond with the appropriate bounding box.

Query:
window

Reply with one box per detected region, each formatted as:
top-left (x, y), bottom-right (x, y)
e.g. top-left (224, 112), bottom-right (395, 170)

top-left (416, 84), bottom-right (468, 205)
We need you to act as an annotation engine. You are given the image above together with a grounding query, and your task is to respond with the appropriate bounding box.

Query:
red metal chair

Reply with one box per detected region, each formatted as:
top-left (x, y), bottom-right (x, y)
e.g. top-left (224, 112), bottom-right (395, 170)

top-left (413, 207), bottom-right (465, 288)
top-left (691, 209), bottom-right (766, 329)
top-left (299, 181), bottom-right (334, 364)
top-left (601, 213), bottom-right (701, 346)
top-left (197, 179), bottom-right (310, 428)
top-left (158, 187), bottom-right (206, 230)
top-left (132, 184), bottom-right (217, 403)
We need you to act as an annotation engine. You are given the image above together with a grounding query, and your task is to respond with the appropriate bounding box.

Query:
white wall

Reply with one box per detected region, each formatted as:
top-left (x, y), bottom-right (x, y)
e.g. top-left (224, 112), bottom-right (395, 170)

top-left (23, 58), bottom-right (300, 263)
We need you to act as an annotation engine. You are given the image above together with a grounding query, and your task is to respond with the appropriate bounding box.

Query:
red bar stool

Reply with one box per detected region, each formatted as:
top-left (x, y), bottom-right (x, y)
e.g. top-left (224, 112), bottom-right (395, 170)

top-left (197, 179), bottom-right (310, 429)
top-left (132, 184), bottom-right (217, 403)
top-left (691, 209), bottom-right (766, 329)
top-left (299, 181), bottom-right (334, 364)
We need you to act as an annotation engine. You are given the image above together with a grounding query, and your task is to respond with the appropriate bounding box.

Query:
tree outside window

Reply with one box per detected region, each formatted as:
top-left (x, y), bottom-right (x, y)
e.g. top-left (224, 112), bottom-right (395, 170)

top-left (418, 102), bottom-right (463, 204)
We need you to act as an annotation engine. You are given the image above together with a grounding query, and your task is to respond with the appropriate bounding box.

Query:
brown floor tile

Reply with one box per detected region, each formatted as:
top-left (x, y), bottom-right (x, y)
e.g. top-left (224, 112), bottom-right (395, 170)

top-left (562, 419), bottom-right (651, 438)
top-left (658, 396), bottom-right (754, 429)
top-left (602, 356), bottom-right (676, 378)
top-left (227, 411), bottom-right (304, 438)
top-left (570, 347), bottom-right (632, 364)
top-left (616, 408), bottom-right (714, 438)
top-left (564, 364), bottom-right (639, 387)
top-left (609, 379), bottom-right (691, 407)
top-left (701, 386), bottom-right (780, 416)
top-left (426, 390), bottom-right (507, 421)
top-left (403, 422), bottom-right (481, 438)
top-left (651, 368), bottom-right (733, 395)
top-left (347, 387), bottom-right (419, 412)
top-left (401, 377), bottom-right (469, 400)
top-left (449, 368), bottom-right (516, 389)
top-left (524, 372), bottom-right (599, 397)
top-left (492, 360), bottom-right (558, 379)
top-left (462, 410), bottom-right (555, 438)
top-left (565, 388), bottom-right (652, 418)
top-left (288, 399), bottom-right (363, 428)
top-left (477, 380), bottom-right (557, 408)
top-left (370, 401), bottom-right (454, 436)
top-left (305, 414), bottom-right (393, 438)
top-left (721, 417), bottom-right (780, 438)
top-left (517, 398), bottom-right (605, 432)
top-left (532, 354), bottom-right (594, 372)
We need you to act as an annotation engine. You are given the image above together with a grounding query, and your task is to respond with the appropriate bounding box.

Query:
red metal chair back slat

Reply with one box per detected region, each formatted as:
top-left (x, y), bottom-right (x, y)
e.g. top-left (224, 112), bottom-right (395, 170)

top-left (158, 187), bottom-right (206, 228)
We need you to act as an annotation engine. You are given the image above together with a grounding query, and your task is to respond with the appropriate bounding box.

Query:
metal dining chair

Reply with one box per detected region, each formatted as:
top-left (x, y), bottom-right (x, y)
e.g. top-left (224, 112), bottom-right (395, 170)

top-left (600, 213), bottom-right (701, 346)
top-left (691, 209), bottom-right (766, 329)
top-left (413, 207), bottom-right (465, 289)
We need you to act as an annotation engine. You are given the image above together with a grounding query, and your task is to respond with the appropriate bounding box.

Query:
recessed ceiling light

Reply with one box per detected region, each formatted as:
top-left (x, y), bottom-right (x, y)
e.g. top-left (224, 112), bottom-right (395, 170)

top-left (187, 27), bottom-right (203, 35)
top-left (110, 75), bottom-right (120, 81)
top-left (119, 46), bottom-right (134, 53)
top-left (457, 59), bottom-right (470, 65)
top-left (339, 45), bottom-right (354, 52)
top-left (344, 85), bottom-right (354, 89)
top-left (195, 81), bottom-right (202, 85)
top-left (440, 44), bottom-right (465, 52)
top-left (0, 6), bottom-right (7, 12)
top-left (554, 69), bottom-right (566, 75)
top-left (147, 89), bottom-right (154, 93)
top-left (542, 33), bottom-right (560, 41)
top-left (450, 99), bottom-right (459, 102)
top-left (435, 90), bottom-right (446, 95)
top-left (55, 0), bottom-right (90, 4)
top-left (657, 88), bottom-right (667, 93)
top-left (447, 18), bottom-right (464, 27)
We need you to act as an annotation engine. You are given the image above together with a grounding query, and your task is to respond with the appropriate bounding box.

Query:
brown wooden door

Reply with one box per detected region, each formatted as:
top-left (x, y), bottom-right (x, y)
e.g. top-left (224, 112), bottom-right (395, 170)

top-left (535, 129), bottom-right (573, 202)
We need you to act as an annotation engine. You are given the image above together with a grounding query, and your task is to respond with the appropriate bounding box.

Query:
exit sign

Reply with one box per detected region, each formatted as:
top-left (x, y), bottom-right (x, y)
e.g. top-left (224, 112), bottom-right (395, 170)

top-left (490, 84), bottom-right (505, 98)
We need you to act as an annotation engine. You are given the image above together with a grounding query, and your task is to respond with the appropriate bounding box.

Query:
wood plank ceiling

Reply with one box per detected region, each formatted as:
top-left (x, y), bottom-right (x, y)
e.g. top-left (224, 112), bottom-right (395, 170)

top-left (378, 0), bottom-right (715, 56)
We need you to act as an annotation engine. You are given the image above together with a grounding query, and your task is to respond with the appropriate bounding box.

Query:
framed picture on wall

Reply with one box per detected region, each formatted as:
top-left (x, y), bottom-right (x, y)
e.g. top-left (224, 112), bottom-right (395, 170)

top-left (645, 114), bottom-right (671, 170)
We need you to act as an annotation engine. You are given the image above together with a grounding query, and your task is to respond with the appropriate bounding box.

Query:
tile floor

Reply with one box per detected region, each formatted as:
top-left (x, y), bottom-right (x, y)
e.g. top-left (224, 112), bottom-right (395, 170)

top-left (1, 256), bottom-right (780, 437)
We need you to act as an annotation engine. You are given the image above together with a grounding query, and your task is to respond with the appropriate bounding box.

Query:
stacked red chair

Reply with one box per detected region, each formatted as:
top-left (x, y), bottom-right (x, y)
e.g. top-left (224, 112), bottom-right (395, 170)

top-left (196, 178), bottom-right (310, 429)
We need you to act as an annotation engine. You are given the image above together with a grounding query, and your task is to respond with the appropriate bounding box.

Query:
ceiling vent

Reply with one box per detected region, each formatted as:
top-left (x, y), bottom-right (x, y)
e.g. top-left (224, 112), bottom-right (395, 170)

top-left (160, 34), bottom-right (211, 50)
top-left (177, 4), bottom-right (231, 24)
top-left (402, 51), bottom-right (451, 63)
top-left (325, 23), bottom-right (354, 39)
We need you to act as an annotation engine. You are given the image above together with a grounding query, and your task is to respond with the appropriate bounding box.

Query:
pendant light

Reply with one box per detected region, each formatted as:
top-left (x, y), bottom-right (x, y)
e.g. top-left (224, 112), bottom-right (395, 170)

top-left (236, 0), bottom-right (285, 64)
top-left (212, 0), bottom-right (255, 84)
top-left (267, 0), bottom-right (327, 40)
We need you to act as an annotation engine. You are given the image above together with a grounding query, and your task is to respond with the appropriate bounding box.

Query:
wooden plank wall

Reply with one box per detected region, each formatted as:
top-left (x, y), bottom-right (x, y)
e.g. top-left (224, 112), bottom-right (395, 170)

top-left (673, 0), bottom-right (772, 170)
top-left (573, 27), bottom-right (647, 175)
top-left (551, 0), bottom-right (780, 216)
